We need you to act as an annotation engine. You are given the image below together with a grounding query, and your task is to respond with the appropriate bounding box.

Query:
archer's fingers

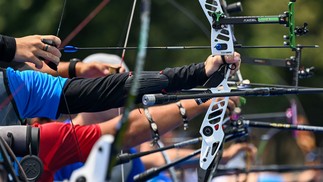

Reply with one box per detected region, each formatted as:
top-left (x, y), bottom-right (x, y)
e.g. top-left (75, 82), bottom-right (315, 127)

top-left (44, 44), bottom-right (62, 58)
top-left (223, 52), bottom-right (241, 64)
top-left (37, 49), bottom-right (60, 66)
top-left (223, 52), bottom-right (241, 74)
top-left (29, 56), bottom-right (44, 69)
top-left (41, 35), bottom-right (62, 48)
top-left (226, 98), bottom-right (236, 114)
top-left (229, 96), bottom-right (240, 108)
top-left (119, 66), bottom-right (126, 73)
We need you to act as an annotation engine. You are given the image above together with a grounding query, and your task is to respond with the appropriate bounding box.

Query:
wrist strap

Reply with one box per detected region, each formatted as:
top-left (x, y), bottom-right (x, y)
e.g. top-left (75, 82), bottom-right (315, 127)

top-left (68, 58), bottom-right (81, 78)
top-left (144, 108), bottom-right (160, 146)
top-left (176, 102), bottom-right (189, 130)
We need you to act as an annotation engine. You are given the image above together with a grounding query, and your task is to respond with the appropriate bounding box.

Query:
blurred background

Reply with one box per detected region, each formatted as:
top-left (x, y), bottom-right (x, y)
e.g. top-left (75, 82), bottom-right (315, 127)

top-left (1, 0), bottom-right (323, 171)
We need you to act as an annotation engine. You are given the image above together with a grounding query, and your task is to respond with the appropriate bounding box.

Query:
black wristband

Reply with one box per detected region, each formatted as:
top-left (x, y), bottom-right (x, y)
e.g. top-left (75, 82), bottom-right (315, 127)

top-left (68, 58), bottom-right (81, 78)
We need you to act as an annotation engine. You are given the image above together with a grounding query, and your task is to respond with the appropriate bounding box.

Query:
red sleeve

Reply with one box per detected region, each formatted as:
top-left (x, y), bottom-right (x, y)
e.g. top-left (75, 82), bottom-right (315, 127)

top-left (35, 122), bottom-right (102, 181)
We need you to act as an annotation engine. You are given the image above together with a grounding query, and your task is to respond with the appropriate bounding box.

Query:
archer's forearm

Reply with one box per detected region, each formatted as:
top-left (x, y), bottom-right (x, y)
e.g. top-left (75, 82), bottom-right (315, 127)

top-left (58, 62), bottom-right (209, 114)
top-left (119, 99), bottom-right (209, 149)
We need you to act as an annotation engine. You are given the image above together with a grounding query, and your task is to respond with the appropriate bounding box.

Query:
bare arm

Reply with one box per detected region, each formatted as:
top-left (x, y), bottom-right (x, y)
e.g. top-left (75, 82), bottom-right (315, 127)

top-left (27, 61), bottom-right (123, 78)
top-left (98, 97), bottom-right (239, 150)
top-left (98, 99), bottom-right (209, 149)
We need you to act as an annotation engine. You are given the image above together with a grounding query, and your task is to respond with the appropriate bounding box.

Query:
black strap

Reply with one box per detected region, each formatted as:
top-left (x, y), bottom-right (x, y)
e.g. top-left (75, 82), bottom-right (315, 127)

top-left (203, 56), bottom-right (227, 88)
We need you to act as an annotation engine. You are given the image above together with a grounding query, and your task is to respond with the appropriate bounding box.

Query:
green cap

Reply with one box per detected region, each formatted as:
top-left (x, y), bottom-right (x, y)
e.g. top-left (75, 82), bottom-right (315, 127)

top-left (238, 97), bottom-right (247, 107)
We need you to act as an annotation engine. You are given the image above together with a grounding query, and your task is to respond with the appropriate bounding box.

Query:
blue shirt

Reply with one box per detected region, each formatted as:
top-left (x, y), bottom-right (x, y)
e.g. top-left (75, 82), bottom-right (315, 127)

top-left (54, 148), bottom-right (146, 181)
top-left (6, 67), bottom-right (67, 119)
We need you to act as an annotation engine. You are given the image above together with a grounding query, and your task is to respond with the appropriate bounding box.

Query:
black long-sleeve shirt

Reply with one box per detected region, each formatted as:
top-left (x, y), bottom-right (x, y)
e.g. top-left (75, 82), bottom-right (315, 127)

top-left (2, 62), bottom-right (208, 121)
top-left (0, 35), bottom-right (16, 62)
top-left (58, 63), bottom-right (208, 114)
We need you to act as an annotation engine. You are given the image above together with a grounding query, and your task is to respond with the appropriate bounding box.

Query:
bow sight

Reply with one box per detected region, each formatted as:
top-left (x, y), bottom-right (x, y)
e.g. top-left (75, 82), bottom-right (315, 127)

top-left (211, 0), bottom-right (304, 51)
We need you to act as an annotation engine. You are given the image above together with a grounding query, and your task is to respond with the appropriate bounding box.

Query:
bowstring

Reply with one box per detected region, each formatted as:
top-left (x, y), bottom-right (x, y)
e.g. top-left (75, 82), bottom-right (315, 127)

top-left (61, 0), bottom-right (111, 47)
top-left (107, 0), bottom-right (151, 180)
top-left (118, 1), bottom-right (138, 181)
top-left (55, 0), bottom-right (84, 161)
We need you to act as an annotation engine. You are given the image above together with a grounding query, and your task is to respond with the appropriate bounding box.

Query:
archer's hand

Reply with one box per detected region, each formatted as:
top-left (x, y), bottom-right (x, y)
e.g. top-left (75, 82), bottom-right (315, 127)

top-left (14, 35), bottom-right (61, 69)
top-left (76, 61), bottom-right (126, 78)
top-left (204, 52), bottom-right (241, 77)
top-left (203, 96), bottom-right (240, 115)
top-left (223, 96), bottom-right (240, 115)
top-left (222, 143), bottom-right (257, 162)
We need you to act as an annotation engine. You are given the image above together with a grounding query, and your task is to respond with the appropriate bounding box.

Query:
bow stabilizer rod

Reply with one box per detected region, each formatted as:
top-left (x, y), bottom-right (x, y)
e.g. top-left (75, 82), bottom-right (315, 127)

top-left (116, 137), bottom-right (201, 165)
top-left (243, 120), bottom-right (323, 132)
top-left (142, 87), bottom-right (323, 106)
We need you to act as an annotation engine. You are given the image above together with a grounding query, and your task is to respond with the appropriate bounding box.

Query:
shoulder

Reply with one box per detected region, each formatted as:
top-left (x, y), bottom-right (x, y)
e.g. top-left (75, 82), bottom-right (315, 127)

top-left (6, 67), bottom-right (68, 86)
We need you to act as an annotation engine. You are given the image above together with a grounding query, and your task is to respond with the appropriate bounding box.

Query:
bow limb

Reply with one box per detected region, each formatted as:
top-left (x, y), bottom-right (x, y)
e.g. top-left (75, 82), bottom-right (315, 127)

top-left (198, 0), bottom-right (234, 181)
top-left (199, 0), bottom-right (234, 56)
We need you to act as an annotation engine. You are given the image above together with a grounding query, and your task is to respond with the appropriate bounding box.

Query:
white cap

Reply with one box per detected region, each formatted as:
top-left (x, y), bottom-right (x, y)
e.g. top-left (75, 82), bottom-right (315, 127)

top-left (82, 53), bottom-right (129, 72)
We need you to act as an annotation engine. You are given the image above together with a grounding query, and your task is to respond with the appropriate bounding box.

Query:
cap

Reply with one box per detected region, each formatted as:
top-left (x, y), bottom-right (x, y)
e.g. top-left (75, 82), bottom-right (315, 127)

top-left (82, 53), bottom-right (129, 72)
